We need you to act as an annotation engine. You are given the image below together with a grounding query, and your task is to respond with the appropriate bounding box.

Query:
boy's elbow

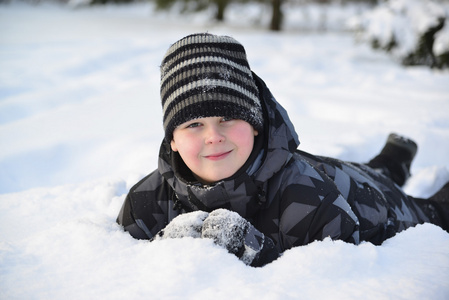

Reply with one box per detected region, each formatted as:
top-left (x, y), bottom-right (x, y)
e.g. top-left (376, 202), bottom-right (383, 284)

top-left (116, 195), bottom-right (152, 240)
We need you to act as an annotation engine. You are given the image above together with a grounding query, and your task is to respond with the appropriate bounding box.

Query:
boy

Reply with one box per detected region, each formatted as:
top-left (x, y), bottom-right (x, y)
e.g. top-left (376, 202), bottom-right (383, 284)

top-left (117, 33), bottom-right (449, 267)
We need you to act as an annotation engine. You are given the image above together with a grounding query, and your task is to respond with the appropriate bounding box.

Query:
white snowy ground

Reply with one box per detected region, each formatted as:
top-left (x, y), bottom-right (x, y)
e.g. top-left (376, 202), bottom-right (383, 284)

top-left (1, 2), bottom-right (449, 299)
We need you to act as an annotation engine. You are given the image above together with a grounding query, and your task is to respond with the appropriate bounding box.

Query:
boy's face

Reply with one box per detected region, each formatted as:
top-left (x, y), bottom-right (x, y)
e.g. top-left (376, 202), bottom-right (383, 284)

top-left (171, 117), bottom-right (258, 184)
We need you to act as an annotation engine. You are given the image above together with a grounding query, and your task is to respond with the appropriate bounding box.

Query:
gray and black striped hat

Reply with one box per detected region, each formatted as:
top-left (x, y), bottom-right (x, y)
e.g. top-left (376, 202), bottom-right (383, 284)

top-left (160, 33), bottom-right (264, 142)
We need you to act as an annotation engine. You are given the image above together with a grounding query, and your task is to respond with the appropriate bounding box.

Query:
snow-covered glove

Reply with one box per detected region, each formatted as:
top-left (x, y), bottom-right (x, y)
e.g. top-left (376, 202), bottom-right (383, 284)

top-left (201, 209), bottom-right (267, 266)
top-left (153, 211), bottom-right (209, 240)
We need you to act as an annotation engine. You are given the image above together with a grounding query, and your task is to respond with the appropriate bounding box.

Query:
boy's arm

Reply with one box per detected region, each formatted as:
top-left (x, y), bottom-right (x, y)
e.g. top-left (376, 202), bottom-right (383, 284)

top-left (116, 193), bottom-right (151, 240)
top-left (117, 171), bottom-right (175, 240)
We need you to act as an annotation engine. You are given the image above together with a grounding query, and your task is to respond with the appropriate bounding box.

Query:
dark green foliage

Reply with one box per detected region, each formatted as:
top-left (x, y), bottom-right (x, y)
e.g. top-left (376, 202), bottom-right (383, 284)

top-left (437, 51), bottom-right (449, 68)
top-left (402, 17), bottom-right (446, 69)
top-left (155, 0), bottom-right (177, 9)
top-left (371, 37), bottom-right (397, 52)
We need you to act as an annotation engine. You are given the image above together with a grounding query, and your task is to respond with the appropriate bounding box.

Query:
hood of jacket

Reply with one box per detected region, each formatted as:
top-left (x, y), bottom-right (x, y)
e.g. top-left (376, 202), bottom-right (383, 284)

top-left (157, 72), bottom-right (300, 219)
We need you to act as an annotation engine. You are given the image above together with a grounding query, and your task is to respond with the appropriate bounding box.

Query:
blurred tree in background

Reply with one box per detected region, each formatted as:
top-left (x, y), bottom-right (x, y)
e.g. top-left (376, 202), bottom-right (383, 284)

top-left (270, 0), bottom-right (282, 30)
top-left (86, 0), bottom-right (380, 31)
top-left (155, 0), bottom-right (282, 28)
top-left (83, 0), bottom-right (449, 68)
top-left (152, 0), bottom-right (378, 31)
top-left (155, 0), bottom-right (229, 22)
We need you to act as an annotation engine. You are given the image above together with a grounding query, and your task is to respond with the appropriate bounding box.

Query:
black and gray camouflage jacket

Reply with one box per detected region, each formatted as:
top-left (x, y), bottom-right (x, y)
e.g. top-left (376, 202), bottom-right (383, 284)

top-left (117, 73), bottom-right (429, 259)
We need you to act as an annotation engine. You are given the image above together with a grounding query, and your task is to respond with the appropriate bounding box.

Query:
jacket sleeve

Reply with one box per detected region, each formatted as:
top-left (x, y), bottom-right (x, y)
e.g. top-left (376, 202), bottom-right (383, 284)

top-left (116, 170), bottom-right (174, 240)
top-left (117, 193), bottom-right (150, 240)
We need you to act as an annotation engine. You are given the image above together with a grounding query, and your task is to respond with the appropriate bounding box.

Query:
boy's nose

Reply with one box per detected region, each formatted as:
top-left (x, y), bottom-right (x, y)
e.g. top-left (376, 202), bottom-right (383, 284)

top-left (205, 126), bottom-right (225, 144)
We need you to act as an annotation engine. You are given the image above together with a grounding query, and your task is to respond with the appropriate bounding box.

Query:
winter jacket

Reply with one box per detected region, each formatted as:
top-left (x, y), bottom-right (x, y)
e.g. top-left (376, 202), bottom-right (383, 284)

top-left (117, 73), bottom-right (429, 259)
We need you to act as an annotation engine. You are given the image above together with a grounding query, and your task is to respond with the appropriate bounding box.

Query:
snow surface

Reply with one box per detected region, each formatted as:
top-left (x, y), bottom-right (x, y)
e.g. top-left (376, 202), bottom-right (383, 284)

top-left (1, 2), bottom-right (449, 299)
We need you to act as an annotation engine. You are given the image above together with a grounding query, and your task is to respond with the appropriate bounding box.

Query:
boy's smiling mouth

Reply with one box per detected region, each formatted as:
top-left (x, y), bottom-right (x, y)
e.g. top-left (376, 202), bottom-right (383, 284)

top-left (204, 150), bottom-right (233, 161)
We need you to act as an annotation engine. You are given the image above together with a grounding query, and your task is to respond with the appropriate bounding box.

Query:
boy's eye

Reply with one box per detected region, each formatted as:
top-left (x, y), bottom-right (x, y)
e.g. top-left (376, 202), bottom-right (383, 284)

top-left (186, 122), bottom-right (201, 128)
top-left (221, 117), bottom-right (234, 122)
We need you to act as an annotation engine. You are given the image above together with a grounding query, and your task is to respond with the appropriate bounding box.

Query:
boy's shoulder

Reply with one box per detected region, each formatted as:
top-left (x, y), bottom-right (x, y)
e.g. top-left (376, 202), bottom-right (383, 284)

top-left (126, 169), bottom-right (174, 210)
top-left (125, 169), bottom-right (175, 233)
top-left (129, 169), bottom-right (167, 194)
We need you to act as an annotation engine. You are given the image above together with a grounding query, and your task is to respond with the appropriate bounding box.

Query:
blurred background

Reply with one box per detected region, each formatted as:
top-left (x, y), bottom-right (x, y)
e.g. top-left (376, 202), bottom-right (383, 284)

top-left (2, 0), bottom-right (448, 65)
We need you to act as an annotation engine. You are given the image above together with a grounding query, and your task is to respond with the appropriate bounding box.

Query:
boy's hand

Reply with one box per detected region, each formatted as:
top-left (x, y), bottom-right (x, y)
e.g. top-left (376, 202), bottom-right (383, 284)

top-left (153, 211), bottom-right (209, 240)
top-left (201, 209), bottom-right (265, 266)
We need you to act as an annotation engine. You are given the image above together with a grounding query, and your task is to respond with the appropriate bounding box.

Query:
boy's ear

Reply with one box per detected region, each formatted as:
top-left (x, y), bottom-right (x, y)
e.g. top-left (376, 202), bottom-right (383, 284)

top-left (254, 129), bottom-right (259, 136)
top-left (170, 140), bottom-right (178, 152)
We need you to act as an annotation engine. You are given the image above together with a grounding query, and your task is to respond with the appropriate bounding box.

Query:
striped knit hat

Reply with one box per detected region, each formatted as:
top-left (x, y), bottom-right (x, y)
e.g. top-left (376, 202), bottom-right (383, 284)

top-left (160, 33), bottom-right (264, 142)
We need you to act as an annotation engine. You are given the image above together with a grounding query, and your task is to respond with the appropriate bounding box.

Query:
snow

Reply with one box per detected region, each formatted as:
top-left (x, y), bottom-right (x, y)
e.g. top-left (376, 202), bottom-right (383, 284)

top-left (1, 2), bottom-right (449, 299)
